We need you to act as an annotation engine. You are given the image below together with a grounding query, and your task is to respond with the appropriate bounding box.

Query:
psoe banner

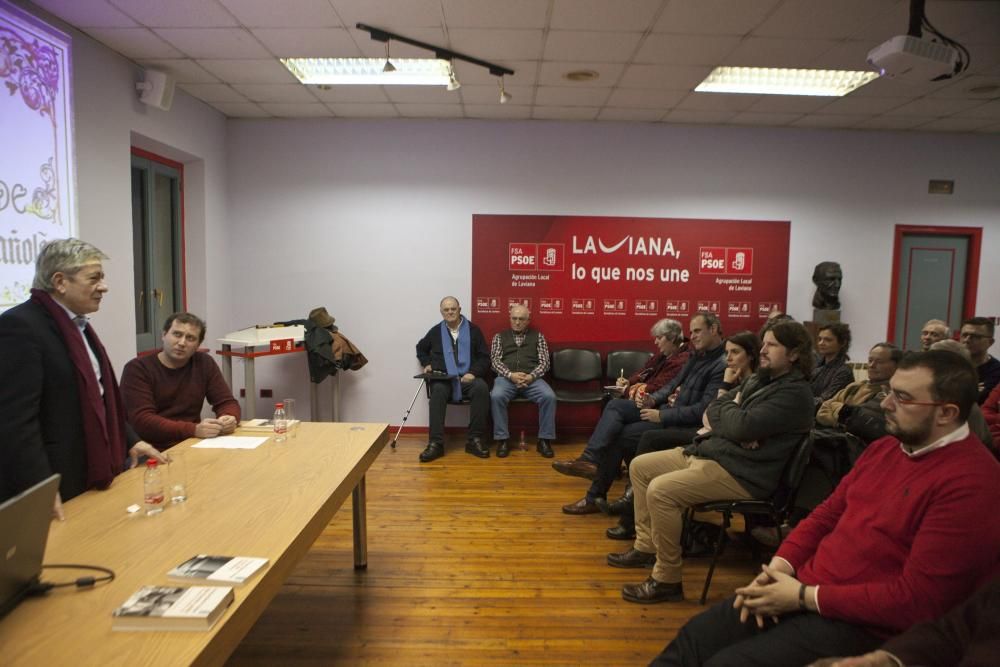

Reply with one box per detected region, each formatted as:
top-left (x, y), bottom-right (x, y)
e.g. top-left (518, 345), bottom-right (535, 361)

top-left (472, 215), bottom-right (789, 344)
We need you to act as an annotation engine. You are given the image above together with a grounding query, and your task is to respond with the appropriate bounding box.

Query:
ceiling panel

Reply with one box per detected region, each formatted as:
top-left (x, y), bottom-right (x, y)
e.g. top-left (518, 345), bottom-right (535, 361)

top-left (23, 0), bottom-right (996, 132)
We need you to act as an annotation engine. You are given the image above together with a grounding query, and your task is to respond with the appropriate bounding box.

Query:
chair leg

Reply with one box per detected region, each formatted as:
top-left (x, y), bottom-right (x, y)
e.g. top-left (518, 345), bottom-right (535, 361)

top-left (700, 514), bottom-right (729, 605)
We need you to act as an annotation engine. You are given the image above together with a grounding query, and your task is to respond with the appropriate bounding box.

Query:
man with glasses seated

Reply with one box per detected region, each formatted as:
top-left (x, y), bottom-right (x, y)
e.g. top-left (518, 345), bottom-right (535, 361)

top-left (960, 317), bottom-right (1000, 403)
top-left (489, 304), bottom-right (556, 458)
top-left (651, 350), bottom-right (1000, 666)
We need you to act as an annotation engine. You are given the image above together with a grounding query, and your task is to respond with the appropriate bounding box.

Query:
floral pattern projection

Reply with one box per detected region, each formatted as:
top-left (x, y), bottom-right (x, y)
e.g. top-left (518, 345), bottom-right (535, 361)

top-left (0, 0), bottom-right (74, 311)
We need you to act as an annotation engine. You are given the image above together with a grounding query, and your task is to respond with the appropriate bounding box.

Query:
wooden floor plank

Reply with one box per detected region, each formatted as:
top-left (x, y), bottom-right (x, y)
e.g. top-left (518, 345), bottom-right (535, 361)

top-left (226, 436), bottom-right (764, 666)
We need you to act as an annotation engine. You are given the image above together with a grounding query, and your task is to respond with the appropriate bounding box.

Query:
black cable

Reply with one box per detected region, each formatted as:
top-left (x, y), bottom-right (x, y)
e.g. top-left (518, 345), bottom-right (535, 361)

top-left (27, 564), bottom-right (116, 594)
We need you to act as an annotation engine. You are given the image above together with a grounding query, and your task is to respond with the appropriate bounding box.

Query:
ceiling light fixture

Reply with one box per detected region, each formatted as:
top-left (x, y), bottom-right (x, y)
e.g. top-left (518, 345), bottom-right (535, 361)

top-left (695, 66), bottom-right (879, 97)
top-left (498, 76), bottom-right (512, 104)
top-left (282, 57), bottom-right (452, 85)
top-left (382, 41), bottom-right (395, 73)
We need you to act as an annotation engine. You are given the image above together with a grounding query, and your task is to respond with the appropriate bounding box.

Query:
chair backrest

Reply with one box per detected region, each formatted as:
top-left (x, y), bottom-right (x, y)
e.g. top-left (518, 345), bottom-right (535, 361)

top-left (606, 350), bottom-right (653, 383)
top-left (552, 348), bottom-right (602, 382)
top-left (776, 433), bottom-right (814, 512)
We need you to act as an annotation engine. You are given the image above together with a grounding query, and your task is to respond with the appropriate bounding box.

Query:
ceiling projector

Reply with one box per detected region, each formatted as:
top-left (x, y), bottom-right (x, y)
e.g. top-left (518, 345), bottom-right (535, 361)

top-left (867, 35), bottom-right (960, 82)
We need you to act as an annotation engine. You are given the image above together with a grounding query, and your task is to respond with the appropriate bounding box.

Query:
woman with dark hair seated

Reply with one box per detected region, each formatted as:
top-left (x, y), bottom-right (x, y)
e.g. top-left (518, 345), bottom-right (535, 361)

top-left (811, 322), bottom-right (855, 409)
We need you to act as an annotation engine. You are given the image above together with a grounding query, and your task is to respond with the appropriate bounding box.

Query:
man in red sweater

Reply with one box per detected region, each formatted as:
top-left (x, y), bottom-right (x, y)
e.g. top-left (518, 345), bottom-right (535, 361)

top-left (121, 313), bottom-right (240, 450)
top-left (651, 350), bottom-right (1000, 666)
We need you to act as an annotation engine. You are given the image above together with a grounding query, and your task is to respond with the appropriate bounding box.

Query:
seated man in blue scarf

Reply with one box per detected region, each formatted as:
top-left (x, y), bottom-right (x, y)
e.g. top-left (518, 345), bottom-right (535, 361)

top-left (415, 296), bottom-right (491, 462)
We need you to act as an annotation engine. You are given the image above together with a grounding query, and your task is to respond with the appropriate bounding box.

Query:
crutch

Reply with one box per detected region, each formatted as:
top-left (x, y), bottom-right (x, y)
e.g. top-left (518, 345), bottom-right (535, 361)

top-left (391, 377), bottom-right (426, 449)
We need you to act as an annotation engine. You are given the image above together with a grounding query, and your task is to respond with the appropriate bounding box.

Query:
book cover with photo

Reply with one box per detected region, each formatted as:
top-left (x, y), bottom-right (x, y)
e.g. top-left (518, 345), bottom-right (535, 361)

top-left (112, 585), bottom-right (234, 631)
top-left (168, 555), bottom-right (268, 585)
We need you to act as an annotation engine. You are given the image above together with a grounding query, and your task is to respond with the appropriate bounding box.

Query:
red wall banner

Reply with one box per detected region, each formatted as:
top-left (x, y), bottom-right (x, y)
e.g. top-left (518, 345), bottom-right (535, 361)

top-left (472, 215), bottom-right (789, 345)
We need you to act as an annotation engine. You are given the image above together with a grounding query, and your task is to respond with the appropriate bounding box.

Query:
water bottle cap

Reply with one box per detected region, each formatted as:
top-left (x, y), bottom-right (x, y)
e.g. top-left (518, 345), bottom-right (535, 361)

top-left (146, 458), bottom-right (158, 467)
top-left (275, 402), bottom-right (284, 408)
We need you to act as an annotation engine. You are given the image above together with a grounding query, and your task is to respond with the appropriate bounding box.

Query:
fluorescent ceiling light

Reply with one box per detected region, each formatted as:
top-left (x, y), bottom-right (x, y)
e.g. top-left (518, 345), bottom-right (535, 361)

top-left (281, 58), bottom-right (451, 86)
top-left (695, 66), bottom-right (880, 97)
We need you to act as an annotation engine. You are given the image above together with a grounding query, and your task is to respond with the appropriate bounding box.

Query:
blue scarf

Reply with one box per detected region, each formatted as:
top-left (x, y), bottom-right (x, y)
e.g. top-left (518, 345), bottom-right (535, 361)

top-left (440, 317), bottom-right (471, 401)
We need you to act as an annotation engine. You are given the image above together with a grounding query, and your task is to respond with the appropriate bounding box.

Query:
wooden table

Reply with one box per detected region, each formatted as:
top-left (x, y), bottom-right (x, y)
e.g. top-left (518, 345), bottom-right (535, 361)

top-left (0, 422), bottom-right (388, 667)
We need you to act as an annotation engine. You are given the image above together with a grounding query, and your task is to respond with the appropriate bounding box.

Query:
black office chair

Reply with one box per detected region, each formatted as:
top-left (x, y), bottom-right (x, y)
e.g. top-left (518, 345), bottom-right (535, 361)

top-left (551, 348), bottom-right (604, 404)
top-left (683, 433), bottom-right (814, 604)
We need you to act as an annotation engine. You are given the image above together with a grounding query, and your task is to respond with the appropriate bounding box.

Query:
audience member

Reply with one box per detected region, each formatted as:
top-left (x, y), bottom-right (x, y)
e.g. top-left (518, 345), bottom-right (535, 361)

top-left (960, 316), bottom-right (1000, 403)
top-left (609, 321), bottom-right (814, 604)
top-left (604, 331), bottom-right (758, 541)
top-left (551, 317), bottom-right (690, 481)
top-left (0, 239), bottom-right (164, 517)
top-left (121, 312), bottom-right (240, 450)
top-left (984, 381), bottom-right (1000, 445)
top-left (920, 318), bottom-right (950, 351)
top-left (810, 577), bottom-right (1000, 667)
top-left (415, 297), bottom-right (490, 462)
top-left (557, 315), bottom-right (717, 516)
top-left (929, 339), bottom-right (995, 451)
top-left (489, 305), bottom-right (556, 458)
top-left (811, 322), bottom-right (855, 408)
top-left (651, 350), bottom-right (1000, 666)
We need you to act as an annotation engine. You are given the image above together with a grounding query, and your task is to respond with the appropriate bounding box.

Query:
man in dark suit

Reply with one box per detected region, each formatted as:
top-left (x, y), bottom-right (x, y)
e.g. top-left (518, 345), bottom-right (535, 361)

top-left (415, 296), bottom-right (491, 462)
top-left (0, 238), bottom-right (165, 518)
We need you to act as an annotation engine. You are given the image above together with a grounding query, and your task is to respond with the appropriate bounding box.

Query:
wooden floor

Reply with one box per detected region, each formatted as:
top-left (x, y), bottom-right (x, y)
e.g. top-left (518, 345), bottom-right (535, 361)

top-left (227, 436), bottom-right (761, 666)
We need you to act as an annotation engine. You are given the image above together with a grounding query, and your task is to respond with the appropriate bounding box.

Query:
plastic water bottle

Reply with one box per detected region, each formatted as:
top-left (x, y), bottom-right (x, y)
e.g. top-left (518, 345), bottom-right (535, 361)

top-left (273, 402), bottom-right (288, 443)
top-left (518, 430), bottom-right (528, 452)
top-left (143, 459), bottom-right (165, 515)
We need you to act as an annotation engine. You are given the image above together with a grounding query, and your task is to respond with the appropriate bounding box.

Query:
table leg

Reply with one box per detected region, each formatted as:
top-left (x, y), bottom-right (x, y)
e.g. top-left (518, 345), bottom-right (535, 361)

top-left (352, 475), bottom-right (368, 570)
top-left (221, 344), bottom-right (232, 387)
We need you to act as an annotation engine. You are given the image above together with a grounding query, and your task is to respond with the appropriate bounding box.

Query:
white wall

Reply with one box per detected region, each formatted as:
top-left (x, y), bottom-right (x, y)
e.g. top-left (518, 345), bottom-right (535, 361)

top-left (224, 119), bottom-right (1000, 426)
top-left (16, 0), bottom-right (228, 373)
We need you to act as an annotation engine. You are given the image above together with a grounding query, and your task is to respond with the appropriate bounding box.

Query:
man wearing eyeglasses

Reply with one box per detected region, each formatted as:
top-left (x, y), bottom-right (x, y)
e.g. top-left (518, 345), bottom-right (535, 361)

top-left (959, 317), bottom-right (999, 403)
top-left (489, 304), bottom-right (556, 458)
top-left (651, 350), bottom-right (1000, 667)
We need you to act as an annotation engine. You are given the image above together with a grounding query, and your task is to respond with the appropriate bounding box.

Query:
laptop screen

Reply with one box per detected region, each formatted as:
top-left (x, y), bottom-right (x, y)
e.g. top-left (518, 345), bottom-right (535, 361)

top-left (0, 474), bottom-right (60, 618)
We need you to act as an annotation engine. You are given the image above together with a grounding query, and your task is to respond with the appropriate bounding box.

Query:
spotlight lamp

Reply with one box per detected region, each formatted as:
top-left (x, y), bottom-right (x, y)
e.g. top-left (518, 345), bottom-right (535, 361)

top-left (382, 41), bottom-right (396, 73)
top-left (498, 76), bottom-right (512, 104)
top-left (447, 64), bottom-right (461, 91)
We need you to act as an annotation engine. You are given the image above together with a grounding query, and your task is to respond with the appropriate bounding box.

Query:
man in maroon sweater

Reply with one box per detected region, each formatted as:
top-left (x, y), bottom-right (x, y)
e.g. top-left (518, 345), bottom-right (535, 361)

top-left (651, 350), bottom-right (1000, 666)
top-left (121, 313), bottom-right (240, 450)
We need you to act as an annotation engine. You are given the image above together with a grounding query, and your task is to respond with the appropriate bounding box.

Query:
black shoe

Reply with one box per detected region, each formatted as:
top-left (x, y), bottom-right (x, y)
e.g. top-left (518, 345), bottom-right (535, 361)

top-left (465, 438), bottom-right (489, 459)
top-left (606, 524), bottom-right (635, 540)
top-left (606, 547), bottom-right (656, 568)
top-left (536, 439), bottom-right (554, 458)
top-left (621, 577), bottom-right (684, 604)
top-left (496, 440), bottom-right (510, 458)
top-left (419, 442), bottom-right (444, 463)
top-left (607, 483), bottom-right (633, 515)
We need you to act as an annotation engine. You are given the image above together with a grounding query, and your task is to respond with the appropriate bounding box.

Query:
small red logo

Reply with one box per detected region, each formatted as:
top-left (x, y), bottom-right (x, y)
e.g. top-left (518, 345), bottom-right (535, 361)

top-left (509, 243), bottom-right (538, 270)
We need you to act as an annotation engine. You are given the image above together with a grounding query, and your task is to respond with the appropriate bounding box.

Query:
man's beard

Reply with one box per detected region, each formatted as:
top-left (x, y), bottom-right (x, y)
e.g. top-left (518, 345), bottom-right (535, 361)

top-left (886, 411), bottom-right (936, 447)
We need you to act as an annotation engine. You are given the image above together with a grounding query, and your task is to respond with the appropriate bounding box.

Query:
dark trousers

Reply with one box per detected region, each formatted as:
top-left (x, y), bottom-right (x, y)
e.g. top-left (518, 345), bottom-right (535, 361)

top-left (650, 595), bottom-right (882, 667)
top-left (637, 426), bottom-right (701, 456)
top-left (587, 419), bottom-right (661, 500)
top-left (579, 398), bottom-right (646, 463)
top-left (428, 378), bottom-right (489, 444)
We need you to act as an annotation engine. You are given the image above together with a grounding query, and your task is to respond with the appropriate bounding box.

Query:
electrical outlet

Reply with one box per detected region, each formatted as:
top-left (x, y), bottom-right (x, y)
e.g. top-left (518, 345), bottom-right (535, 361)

top-left (260, 389), bottom-right (273, 398)
top-left (239, 388), bottom-right (245, 398)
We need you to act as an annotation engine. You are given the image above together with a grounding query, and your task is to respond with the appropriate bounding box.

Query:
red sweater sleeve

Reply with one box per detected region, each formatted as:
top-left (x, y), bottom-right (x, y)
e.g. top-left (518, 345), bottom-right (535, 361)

top-left (983, 383), bottom-right (1000, 441)
top-left (120, 357), bottom-right (197, 443)
top-left (203, 356), bottom-right (240, 421)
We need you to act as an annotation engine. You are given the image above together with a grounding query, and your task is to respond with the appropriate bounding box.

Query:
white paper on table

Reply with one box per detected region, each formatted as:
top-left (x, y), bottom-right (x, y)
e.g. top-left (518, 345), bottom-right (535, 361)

top-left (191, 436), bottom-right (269, 450)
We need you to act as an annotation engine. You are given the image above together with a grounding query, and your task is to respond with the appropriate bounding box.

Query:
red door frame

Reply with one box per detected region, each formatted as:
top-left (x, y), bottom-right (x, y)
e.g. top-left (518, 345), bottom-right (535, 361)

top-left (886, 224), bottom-right (981, 343)
top-left (130, 146), bottom-right (187, 310)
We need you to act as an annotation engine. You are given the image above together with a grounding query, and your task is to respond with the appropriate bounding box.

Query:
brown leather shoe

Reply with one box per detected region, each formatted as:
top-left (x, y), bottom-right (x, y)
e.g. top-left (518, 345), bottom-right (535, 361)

top-left (606, 547), bottom-right (656, 568)
top-left (621, 577), bottom-right (684, 604)
top-left (561, 497), bottom-right (601, 515)
top-left (551, 458), bottom-right (598, 480)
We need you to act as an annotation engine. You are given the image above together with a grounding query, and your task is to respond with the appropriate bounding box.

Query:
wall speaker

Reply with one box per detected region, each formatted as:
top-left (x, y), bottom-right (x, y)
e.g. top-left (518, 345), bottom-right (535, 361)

top-left (136, 68), bottom-right (175, 111)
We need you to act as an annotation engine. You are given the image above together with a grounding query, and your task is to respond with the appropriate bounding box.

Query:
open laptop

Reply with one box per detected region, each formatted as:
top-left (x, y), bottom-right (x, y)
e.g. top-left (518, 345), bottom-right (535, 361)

top-left (0, 474), bottom-right (60, 618)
